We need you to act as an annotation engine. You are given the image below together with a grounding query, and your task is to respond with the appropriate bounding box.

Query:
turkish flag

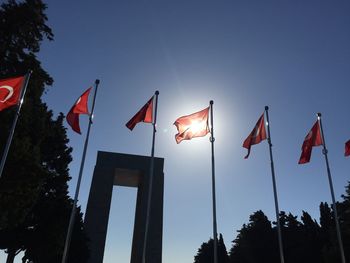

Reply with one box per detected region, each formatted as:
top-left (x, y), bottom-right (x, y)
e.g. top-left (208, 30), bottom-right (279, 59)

top-left (0, 75), bottom-right (25, 111)
top-left (243, 113), bottom-right (267, 159)
top-left (126, 96), bottom-right (153, 130)
top-left (174, 107), bottom-right (210, 144)
top-left (345, 140), bottom-right (350, 157)
top-left (298, 121), bottom-right (323, 164)
top-left (66, 87), bottom-right (92, 134)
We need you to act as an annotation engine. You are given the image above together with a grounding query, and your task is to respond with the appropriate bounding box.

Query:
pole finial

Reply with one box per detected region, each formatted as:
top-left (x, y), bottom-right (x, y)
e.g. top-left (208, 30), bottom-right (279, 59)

top-left (210, 100), bottom-right (214, 105)
top-left (317, 112), bottom-right (322, 117)
top-left (155, 90), bottom-right (159, 95)
top-left (95, 79), bottom-right (100, 85)
top-left (265, 106), bottom-right (269, 111)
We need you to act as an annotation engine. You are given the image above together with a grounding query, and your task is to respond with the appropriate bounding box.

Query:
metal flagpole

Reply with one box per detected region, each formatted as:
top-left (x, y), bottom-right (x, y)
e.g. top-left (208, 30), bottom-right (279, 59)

top-left (317, 113), bottom-right (346, 263)
top-left (0, 70), bottom-right (32, 179)
top-left (264, 106), bottom-right (285, 263)
top-left (61, 79), bottom-right (100, 263)
top-left (142, 90), bottom-right (159, 263)
top-left (209, 100), bottom-right (218, 263)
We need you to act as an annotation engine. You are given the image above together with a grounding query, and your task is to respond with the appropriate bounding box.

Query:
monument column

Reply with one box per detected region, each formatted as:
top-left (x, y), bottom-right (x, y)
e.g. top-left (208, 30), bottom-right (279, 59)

top-left (84, 166), bottom-right (115, 262)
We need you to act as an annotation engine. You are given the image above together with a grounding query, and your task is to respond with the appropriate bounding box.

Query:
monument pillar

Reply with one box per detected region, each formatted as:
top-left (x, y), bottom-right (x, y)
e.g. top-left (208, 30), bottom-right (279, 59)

top-left (84, 151), bottom-right (164, 263)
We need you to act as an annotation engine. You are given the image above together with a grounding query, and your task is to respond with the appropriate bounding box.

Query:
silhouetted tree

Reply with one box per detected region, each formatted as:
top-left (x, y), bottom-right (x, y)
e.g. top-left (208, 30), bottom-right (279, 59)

top-left (275, 211), bottom-right (323, 263)
top-left (229, 210), bottom-right (279, 263)
top-left (300, 211), bottom-right (323, 262)
top-left (319, 201), bottom-right (341, 263)
top-left (226, 185), bottom-right (350, 263)
top-left (280, 212), bottom-right (302, 263)
top-left (340, 182), bottom-right (350, 262)
top-left (194, 234), bottom-right (229, 263)
top-left (332, 182), bottom-right (350, 263)
top-left (0, 1), bottom-right (88, 262)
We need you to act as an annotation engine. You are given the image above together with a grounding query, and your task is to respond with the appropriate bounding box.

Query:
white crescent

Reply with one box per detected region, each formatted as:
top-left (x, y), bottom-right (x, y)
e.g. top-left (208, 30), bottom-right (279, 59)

top-left (0, 85), bottom-right (14, 103)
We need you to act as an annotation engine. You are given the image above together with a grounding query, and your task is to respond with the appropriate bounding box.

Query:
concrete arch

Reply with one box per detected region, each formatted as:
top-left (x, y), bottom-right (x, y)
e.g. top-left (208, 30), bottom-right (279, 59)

top-left (84, 151), bottom-right (164, 263)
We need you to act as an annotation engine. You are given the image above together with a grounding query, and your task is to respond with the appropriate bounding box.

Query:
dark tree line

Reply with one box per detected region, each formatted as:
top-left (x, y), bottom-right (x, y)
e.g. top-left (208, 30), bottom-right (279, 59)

top-left (0, 1), bottom-right (88, 262)
top-left (194, 182), bottom-right (350, 263)
top-left (194, 234), bottom-right (229, 263)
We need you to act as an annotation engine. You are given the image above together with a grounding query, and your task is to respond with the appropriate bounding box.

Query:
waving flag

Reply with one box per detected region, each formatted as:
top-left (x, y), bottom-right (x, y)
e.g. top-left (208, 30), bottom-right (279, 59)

top-left (66, 87), bottom-right (92, 134)
top-left (298, 120), bottom-right (323, 164)
top-left (126, 96), bottom-right (153, 130)
top-left (0, 75), bottom-right (25, 111)
top-left (345, 140), bottom-right (350, 157)
top-left (174, 107), bottom-right (210, 144)
top-left (243, 113), bottom-right (267, 159)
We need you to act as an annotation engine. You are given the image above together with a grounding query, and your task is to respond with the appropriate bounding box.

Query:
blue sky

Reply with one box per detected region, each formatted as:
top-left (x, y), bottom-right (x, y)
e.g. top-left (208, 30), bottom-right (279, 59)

top-left (1, 1), bottom-right (350, 262)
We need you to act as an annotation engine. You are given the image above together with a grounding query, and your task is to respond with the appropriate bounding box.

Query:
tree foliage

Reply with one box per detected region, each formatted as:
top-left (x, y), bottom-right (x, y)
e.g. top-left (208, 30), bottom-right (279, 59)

top-left (229, 210), bottom-right (279, 263)
top-left (194, 234), bottom-right (229, 263)
top-left (226, 183), bottom-right (350, 263)
top-left (0, 1), bottom-right (88, 262)
top-left (195, 182), bottom-right (350, 263)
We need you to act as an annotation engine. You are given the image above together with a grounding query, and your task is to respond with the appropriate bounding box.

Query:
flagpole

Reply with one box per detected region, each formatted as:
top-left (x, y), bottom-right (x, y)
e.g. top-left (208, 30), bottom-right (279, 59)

top-left (264, 106), bottom-right (285, 263)
top-left (142, 90), bottom-right (159, 263)
top-left (0, 71), bottom-right (32, 179)
top-left (209, 100), bottom-right (218, 263)
top-left (317, 113), bottom-right (346, 263)
top-left (61, 79), bottom-right (100, 263)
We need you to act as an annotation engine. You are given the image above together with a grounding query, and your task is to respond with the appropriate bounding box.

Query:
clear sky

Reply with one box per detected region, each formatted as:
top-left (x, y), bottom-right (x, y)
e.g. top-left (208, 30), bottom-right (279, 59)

top-left (1, 1), bottom-right (350, 262)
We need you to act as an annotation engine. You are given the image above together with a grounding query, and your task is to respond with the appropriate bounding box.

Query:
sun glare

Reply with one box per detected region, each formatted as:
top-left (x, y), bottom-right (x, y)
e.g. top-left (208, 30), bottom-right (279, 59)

top-left (189, 120), bottom-right (206, 134)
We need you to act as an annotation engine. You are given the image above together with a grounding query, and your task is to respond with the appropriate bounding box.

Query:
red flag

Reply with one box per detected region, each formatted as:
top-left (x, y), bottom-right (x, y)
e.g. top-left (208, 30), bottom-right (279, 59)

top-left (243, 113), bottom-right (267, 159)
top-left (174, 107), bottom-right (210, 144)
top-left (298, 120), bottom-right (323, 164)
top-left (66, 87), bottom-right (92, 134)
top-left (0, 75), bottom-right (25, 111)
top-left (345, 140), bottom-right (350, 157)
top-left (126, 96), bottom-right (153, 130)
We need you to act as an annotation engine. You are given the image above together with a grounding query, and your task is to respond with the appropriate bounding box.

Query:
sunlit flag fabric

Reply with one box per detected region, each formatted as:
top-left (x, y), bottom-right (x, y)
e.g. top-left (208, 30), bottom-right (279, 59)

top-left (345, 140), bottom-right (350, 157)
top-left (126, 96), bottom-right (153, 130)
top-left (298, 120), bottom-right (323, 164)
top-left (174, 107), bottom-right (210, 144)
top-left (66, 87), bottom-right (92, 134)
top-left (0, 75), bottom-right (25, 111)
top-left (243, 113), bottom-right (267, 159)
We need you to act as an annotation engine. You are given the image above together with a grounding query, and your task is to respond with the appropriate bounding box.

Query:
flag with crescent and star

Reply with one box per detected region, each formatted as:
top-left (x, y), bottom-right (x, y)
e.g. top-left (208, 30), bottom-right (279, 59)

top-left (126, 96), bottom-right (154, 131)
top-left (173, 107), bottom-right (210, 144)
top-left (243, 113), bottom-right (267, 159)
top-left (66, 87), bottom-right (92, 134)
top-left (0, 75), bottom-right (25, 111)
top-left (298, 120), bottom-right (323, 164)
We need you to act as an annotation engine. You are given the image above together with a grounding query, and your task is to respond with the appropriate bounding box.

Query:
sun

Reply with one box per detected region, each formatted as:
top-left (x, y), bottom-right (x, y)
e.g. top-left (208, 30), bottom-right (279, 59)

top-left (189, 120), bottom-right (207, 135)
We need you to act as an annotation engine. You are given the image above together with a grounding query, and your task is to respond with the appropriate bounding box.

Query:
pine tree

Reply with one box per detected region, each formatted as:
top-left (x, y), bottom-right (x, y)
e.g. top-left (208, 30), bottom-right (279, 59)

top-left (229, 210), bottom-right (279, 263)
top-left (320, 202), bottom-right (340, 263)
top-left (337, 182), bottom-right (350, 262)
top-left (226, 183), bottom-right (350, 263)
top-left (194, 234), bottom-right (229, 263)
